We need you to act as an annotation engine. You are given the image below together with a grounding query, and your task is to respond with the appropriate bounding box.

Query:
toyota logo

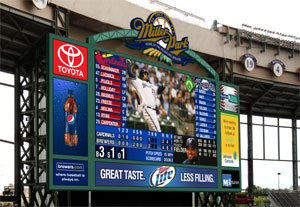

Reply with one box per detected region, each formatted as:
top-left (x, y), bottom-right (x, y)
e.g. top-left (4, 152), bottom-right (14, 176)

top-left (58, 44), bottom-right (84, 68)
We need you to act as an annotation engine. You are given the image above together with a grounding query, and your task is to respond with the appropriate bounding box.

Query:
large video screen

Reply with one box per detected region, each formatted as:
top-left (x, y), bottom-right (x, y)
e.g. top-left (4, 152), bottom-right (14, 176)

top-left (94, 50), bottom-right (217, 166)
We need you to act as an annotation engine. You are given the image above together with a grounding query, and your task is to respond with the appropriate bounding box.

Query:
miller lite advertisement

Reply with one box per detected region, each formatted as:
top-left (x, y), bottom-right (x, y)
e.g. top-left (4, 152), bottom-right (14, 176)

top-left (95, 162), bottom-right (217, 188)
top-left (53, 39), bottom-right (88, 80)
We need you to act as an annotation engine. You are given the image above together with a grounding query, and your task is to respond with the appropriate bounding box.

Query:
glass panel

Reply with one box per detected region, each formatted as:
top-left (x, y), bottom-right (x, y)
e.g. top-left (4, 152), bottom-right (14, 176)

top-left (298, 162), bottom-right (300, 184)
top-left (240, 124), bottom-right (248, 159)
top-left (0, 143), bottom-right (14, 191)
top-left (254, 160), bottom-right (292, 189)
top-left (0, 86), bottom-right (14, 142)
top-left (241, 160), bottom-right (248, 190)
top-left (264, 117), bottom-right (278, 126)
top-left (253, 115), bottom-right (263, 124)
top-left (240, 114), bottom-right (247, 123)
top-left (253, 125), bottom-right (263, 159)
top-left (0, 71), bottom-right (14, 85)
top-left (279, 128), bottom-right (292, 160)
top-left (297, 120), bottom-right (300, 128)
top-left (265, 126), bottom-right (278, 159)
top-left (279, 118), bottom-right (292, 127)
top-left (298, 129), bottom-right (300, 161)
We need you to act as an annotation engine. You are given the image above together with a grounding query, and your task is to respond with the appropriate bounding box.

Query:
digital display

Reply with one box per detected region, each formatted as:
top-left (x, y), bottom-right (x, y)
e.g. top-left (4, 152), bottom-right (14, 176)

top-left (47, 33), bottom-right (241, 192)
top-left (94, 50), bottom-right (217, 166)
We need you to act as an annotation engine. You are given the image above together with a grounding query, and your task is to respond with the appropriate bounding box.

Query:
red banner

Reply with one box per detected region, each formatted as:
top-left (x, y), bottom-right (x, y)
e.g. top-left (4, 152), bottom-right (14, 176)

top-left (53, 39), bottom-right (87, 80)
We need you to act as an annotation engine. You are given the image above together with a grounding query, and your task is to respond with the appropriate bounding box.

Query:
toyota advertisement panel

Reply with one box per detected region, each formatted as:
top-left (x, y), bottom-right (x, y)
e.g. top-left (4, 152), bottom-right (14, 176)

top-left (47, 12), bottom-right (240, 192)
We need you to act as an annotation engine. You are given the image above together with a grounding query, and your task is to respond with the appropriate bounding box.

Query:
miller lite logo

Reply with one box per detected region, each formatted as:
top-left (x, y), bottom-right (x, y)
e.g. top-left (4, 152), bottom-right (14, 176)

top-left (53, 39), bottom-right (87, 80)
top-left (150, 166), bottom-right (175, 187)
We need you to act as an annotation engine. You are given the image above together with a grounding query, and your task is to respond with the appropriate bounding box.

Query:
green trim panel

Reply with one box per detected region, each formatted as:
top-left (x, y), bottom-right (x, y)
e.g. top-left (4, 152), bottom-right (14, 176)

top-left (87, 29), bottom-right (219, 80)
top-left (87, 29), bottom-right (138, 44)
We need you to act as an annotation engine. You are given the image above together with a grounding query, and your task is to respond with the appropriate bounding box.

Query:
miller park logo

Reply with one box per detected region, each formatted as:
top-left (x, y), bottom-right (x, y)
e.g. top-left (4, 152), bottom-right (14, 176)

top-left (53, 39), bottom-right (88, 80)
top-left (128, 11), bottom-right (192, 65)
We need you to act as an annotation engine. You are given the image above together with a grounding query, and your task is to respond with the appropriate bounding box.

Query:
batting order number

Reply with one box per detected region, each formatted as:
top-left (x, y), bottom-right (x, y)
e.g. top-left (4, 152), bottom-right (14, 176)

top-left (95, 145), bottom-right (126, 160)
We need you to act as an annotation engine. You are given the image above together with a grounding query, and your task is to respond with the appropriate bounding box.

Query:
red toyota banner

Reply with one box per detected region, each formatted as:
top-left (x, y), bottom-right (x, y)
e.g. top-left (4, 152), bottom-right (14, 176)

top-left (53, 39), bottom-right (88, 80)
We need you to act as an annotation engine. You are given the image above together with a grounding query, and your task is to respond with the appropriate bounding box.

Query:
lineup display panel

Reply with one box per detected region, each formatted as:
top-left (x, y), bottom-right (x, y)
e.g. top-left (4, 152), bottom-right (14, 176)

top-left (47, 34), bottom-right (241, 192)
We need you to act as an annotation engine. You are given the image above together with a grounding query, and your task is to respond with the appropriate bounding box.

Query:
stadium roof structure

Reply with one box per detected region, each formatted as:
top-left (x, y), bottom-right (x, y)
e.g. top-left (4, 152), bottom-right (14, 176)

top-left (0, 4), bottom-right (53, 74)
top-left (1, 3), bottom-right (299, 119)
top-left (235, 74), bottom-right (300, 118)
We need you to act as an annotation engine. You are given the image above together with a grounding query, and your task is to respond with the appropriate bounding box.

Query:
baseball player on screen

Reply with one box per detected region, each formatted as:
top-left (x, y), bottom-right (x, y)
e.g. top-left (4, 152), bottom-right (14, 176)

top-left (126, 59), bottom-right (164, 132)
top-left (183, 137), bottom-right (201, 165)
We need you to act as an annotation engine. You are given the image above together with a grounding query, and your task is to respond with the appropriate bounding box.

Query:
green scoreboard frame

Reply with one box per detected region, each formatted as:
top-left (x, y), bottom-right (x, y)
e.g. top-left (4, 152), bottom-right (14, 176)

top-left (47, 30), bottom-right (241, 192)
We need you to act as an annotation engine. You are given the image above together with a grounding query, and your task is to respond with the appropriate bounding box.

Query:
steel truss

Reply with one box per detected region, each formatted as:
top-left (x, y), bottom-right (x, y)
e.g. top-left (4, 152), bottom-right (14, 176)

top-left (13, 6), bottom-right (69, 207)
top-left (15, 41), bottom-right (55, 207)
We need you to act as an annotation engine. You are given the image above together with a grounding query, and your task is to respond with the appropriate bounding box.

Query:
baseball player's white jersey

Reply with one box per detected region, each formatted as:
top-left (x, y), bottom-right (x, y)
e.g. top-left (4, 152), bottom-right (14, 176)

top-left (131, 78), bottom-right (161, 132)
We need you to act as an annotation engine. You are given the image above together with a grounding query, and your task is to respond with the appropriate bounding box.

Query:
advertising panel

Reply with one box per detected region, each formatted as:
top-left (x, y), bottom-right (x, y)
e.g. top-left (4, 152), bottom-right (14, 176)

top-left (220, 85), bottom-right (238, 112)
top-left (221, 112), bottom-right (240, 167)
top-left (222, 170), bottom-right (240, 188)
top-left (53, 78), bottom-right (88, 156)
top-left (95, 162), bottom-right (217, 188)
top-left (52, 39), bottom-right (88, 80)
top-left (53, 159), bottom-right (88, 186)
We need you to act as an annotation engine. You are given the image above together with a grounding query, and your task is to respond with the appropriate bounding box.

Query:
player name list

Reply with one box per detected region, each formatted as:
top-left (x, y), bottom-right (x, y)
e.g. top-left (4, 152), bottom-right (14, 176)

top-left (195, 79), bottom-right (217, 140)
top-left (95, 58), bottom-right (127, 128)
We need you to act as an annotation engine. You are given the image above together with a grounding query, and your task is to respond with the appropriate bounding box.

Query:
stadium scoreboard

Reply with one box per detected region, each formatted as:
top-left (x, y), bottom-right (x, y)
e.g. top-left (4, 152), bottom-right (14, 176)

top-left (47, 11), bottom-right (241, 192)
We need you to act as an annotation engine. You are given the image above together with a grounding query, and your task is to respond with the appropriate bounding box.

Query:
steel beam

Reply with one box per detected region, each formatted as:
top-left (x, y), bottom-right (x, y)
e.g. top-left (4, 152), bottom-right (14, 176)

top-left (54, 6), bottom-right (70, 37)
top-left (0, 33), bottom-right (30, 47)
top-left (248, 108), bottom-right (254, 198)
top-left (292, 116), bottom-right (298, 190)
top-left (0, 20), bottom-right (41, 39)
top-left (14, 64), bottom-right (21, 206)
top-left (251, 85), bottom-right (274, 107)
top-left (0, 138), bottom-right (14, 144)
top-left (221, 59), bottom-right (234, 83)
top-left (234, 74), bottom-right (300, 90)
top-left (0, 3), bottom-right (53, 27)
top-left (1, 48), bottom-right (23, 57)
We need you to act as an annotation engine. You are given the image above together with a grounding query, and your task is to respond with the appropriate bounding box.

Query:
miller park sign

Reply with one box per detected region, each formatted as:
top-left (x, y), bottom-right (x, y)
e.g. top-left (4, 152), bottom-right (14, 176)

top-left (128, 11), bottom-right (191, 65)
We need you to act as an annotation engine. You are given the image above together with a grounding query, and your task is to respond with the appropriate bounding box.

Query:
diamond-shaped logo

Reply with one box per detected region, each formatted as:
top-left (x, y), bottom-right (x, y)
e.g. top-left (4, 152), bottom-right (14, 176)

top-left (184, 77), bottom-right (195, 93)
